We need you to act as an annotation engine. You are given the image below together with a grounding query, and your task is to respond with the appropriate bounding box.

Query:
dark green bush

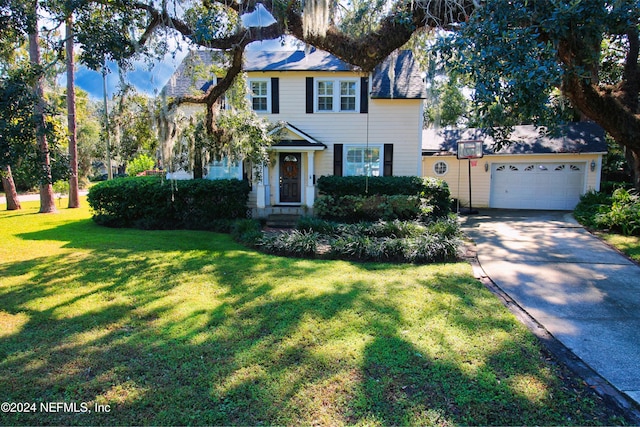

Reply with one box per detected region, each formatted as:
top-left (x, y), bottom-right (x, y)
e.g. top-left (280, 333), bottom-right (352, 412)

top-left (314, 176), bottom-right (451, 221)
top-left (88, 176), bottom-right (250, 230)
top-left (317, 175), bottom-right (427, 196)
top-left (600, 181), bottom-right (633, 195)
top-left (574, 188), bottom-right (640, 236)
top-left (594, 188), bottom-right (640, 235)
top-left (421, 177), bottom-right (452, 218)
top-left (574, 190), bottom-right (612, 229)
top-left (231, 219), bottom-right (264, 246)
top-left (314, 194), bottom-right (428, 222)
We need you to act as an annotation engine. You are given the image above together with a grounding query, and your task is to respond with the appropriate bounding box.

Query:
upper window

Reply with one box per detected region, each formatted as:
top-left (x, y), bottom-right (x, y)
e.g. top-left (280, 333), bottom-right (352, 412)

top-left (316, 79), bottom-right (359, 112)
top-left (340, 81), bottom-right (357, 111)
top-left (249, 79), bottom-right (270, 112)
top-left (317, 81), bottom-right (334, 111)
top-left (345, 145), bottom-right (381, 176)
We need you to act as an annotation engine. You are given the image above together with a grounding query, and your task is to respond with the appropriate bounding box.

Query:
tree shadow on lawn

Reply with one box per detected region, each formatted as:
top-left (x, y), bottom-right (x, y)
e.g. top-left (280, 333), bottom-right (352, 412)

top-left (0, 220), bottom-right (627, 425)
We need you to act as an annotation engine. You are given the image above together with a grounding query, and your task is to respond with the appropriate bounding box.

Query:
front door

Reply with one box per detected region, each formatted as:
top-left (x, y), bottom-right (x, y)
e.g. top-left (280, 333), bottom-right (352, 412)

top-left (279, 153), bottom-right (301, 203)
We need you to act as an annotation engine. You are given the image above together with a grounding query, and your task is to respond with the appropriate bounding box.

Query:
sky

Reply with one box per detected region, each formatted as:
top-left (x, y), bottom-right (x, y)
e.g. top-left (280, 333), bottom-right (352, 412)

top-left (72, 5), bottom-right (289, 99)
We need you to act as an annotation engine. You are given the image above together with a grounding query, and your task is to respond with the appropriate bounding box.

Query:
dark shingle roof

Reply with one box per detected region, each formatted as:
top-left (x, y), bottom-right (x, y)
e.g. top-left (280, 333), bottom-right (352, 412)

top-left (163, 48), bottom-right (426, 99)
top-left (370, 50), bottom-right (426, 99)
top-left (422, 123), bottom-right (608, 155)
top-left (244, 49), bottom-right (357, 71)
top-left (162, 50), bottom-right (227, 98)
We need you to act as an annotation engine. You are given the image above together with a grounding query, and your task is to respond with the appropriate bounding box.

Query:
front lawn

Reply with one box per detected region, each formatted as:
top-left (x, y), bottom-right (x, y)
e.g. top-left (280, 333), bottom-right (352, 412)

top-left (597, 233), bottom-right (640, 263)
top-left (0, 200), bottom-right (629, 425)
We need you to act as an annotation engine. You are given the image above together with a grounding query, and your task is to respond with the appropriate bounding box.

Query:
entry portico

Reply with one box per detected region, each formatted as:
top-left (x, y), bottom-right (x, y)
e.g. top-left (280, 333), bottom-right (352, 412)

top-left (254, 122), bottom-right (326, 215)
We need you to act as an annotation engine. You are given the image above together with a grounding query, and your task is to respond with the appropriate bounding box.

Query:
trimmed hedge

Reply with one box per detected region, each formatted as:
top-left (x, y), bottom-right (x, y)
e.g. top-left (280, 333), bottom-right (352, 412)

top-left (317, 175), bottom-right (427, 196)
top-left (315, 176), bottom-right (451, 221)
top-left (88, 176), bottom-right (250, 230)
top-left (314, 194), bottom-right (427, 222)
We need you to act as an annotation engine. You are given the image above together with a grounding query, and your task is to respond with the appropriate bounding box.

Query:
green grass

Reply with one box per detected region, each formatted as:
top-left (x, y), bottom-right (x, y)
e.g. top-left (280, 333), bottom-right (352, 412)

top-left (0, 200), bottom-right (629, 426)
top-left (598, 232), bottom-right (640, 263)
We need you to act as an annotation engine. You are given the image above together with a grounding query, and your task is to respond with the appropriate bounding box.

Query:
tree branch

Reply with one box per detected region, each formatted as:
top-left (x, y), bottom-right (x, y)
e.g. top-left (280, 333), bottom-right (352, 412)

top-left (285, 0), bottom-right (474, 71)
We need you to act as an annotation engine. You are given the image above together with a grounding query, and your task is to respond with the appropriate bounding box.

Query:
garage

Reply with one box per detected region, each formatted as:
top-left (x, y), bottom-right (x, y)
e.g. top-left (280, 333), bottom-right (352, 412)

top-left (490, 162), bottom-right (586, 210)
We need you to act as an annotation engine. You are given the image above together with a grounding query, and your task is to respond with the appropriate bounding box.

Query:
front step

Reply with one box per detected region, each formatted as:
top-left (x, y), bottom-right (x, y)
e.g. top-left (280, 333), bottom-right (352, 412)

top-left (266, 214), bottom-right (301, 229)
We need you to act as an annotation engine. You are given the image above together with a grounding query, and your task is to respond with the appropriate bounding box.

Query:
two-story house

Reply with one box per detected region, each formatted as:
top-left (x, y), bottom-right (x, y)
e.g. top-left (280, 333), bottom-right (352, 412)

top-left (162, 48), bottom-right (426, 218)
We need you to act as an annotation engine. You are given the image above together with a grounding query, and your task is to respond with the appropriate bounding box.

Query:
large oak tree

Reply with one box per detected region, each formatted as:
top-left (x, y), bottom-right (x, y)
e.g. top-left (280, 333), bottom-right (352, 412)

top-left (68, 0), bottom-right (638, 187)
top-left (6, 0), bottom-right (640, 188)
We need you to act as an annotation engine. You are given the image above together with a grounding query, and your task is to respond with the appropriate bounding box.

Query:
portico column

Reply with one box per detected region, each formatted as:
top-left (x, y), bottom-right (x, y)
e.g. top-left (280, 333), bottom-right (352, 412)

top-left (256, 162), bottom-right (269, 209)
top-left (305, 151), bottom-right (316, 207)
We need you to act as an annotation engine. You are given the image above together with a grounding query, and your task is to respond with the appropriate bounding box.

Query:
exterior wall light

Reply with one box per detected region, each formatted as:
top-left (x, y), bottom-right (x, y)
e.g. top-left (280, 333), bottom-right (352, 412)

top-left (590, 160), bottom-right (596, 172)
top-left (484, 161), bottom-right (489, 172)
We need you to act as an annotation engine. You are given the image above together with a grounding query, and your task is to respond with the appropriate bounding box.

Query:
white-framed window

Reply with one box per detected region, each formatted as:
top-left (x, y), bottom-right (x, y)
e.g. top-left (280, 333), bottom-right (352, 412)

top-left (345, 145), bottom-right (382, 176)
top-left (317, 81), bottom-right (334, 111)
top-left (316, 79), bottom-right (359, 112)
top-left (433, 161), bottom-right (448, 176)
top-left (248, 79), bottom-right (270, 112)
top-left (206, 158), bottom-right (242, 180)
top-left (340, 81), bottom-right (357, 111)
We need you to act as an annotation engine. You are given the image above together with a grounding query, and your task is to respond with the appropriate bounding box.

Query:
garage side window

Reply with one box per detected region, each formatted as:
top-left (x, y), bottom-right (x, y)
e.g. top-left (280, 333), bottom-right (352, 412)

top-left (433, 161), bottom-right (448, 176)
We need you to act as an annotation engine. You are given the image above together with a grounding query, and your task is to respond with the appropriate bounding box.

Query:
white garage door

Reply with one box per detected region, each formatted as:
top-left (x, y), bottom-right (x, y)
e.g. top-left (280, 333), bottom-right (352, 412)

top-left (490, 162), bottom-right (586, 210)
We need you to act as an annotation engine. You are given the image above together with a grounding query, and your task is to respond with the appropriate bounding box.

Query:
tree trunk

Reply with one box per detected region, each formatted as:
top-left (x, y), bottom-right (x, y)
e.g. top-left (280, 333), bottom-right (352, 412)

top-left (193, 148), bottom-right (203, 179)
top-left (28, 13), bottom-right (56, 213)
top-left (626, 147), bottom-right (640, 191)
top-left (66, 16), bottom-right (80, 208)
top-left (561, 73), bottom-right (640, 191)
top-left (1, 165), bottom-right (21, 210)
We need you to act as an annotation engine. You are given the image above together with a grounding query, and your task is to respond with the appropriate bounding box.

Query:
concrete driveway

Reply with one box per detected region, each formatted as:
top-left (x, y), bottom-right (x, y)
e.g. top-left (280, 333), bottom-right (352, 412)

top-left (460, 210), bottom-right (640, 418)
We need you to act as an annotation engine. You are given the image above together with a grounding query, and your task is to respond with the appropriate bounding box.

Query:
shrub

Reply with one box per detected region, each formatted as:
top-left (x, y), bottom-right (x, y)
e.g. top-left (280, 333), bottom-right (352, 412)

top-left (314, 194), bottom-right (429, 222)
top-left (574, 190), bottom-right (612, 229)
top-left (127, 153), bottom-right (156, 176)
top-left (574, 188), bottom-right (640, 236)
top-left (317, 175), bottom-right (426, 196)
top-left (424, 215), bottom-right (462, 239)
top-left (595, 188), bottom-right (640, 235)
top-left (421, 177), bottom-right (452, 218)
top-left (314, 176), bottom-right (451, 221)
top-left (88, 177), bottom-right (250, 230)
top-left (231, 219), bottom-right (264, 246)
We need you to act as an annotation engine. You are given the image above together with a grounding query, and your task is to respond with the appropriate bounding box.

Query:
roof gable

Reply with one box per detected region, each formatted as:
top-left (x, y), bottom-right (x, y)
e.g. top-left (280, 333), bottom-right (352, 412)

top-left (268, 122), bottom-right (327, 149)
top-left (422, 123), bottom-right (608, 155)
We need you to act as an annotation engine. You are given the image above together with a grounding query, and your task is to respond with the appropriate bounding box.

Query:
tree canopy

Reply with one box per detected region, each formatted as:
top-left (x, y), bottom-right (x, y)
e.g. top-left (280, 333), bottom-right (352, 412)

top-left (2, 0), bottom-right (640, 187)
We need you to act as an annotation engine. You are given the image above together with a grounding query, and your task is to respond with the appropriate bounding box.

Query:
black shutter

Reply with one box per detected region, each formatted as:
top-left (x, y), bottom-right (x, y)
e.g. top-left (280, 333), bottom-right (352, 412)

top-left (360, 77), bottom-right (368, 114)
top-left (383, 144), bottom-right (393, 176)
top-left (306, 77), bottom-right (314, 114)
top-left (271, 78), bottom-right (279, 114)
top-left (334, 144), bottom-right (343, 176)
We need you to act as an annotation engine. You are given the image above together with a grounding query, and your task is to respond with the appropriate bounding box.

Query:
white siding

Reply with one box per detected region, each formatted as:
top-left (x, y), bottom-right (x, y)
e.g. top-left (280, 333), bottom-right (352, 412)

top-left (252, 71), bottom-right (423, 178)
